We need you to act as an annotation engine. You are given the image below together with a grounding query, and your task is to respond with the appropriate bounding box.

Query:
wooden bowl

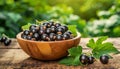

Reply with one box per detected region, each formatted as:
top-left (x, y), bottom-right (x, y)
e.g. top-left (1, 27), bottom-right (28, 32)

top-left (16, 32), bottom-right (81, 60)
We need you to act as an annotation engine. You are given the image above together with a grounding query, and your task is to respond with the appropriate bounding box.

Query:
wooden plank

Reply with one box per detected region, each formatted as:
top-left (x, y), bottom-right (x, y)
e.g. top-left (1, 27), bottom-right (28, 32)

top-left (0, 49), bottom-right (120, 69)
top-left (0, 38), bottom-right (120, 69)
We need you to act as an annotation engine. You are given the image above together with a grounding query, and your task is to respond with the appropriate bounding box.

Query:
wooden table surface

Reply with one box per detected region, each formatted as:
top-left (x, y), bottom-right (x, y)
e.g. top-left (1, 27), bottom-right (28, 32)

top-left (0, 38), bottom-right (120, 69)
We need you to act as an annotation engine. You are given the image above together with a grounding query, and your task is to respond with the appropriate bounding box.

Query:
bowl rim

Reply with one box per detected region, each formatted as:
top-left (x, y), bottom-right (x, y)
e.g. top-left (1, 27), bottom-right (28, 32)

top-left (16, 32), bottom-right (81, 43)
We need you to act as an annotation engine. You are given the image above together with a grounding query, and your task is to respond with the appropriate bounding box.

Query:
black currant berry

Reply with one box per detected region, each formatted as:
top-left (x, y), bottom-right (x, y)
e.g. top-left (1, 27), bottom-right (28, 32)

top-left (29, 24), bottom-right (37, 30)
top-left (32, 33), bottom-right (40, 41)
top-left (21, 34), bottom-right (27, 39)
top-left (51, 26), bottom-right (56, 33)
top-left (39, 25), bottom-right (46, 30)
top-left (80, 54), bottom-right (89, 65)
top-left (60, 26), bottom-right (68, 31)
top-left (88, 56), bottom-right (95, 64)
top-left (43, 22), bottom-right (50, 28)
top-left (0, 36), bottom-right (7, 42)
top-left (63, 34), bottom-right (70, 40)
top-left (100, 55), bottom-right (109, 64)
top-left (23, 30), bottom-right (30, 35)
top-left (27, 36), bottom-right (32, 40)
top-left (49, 33), bottom-right (56, 41)
top-left (65, 31), bottom-right (72, 35)
top-left (46, 28), bottom-right (52, 34)
top-left (4, 39), bottom-right (12, 46)
top-left (30, 28), bottom-right (38, 34)
top-left (56, 27), bottom-right (65, 34)
top-left (55, 23), bottom-right (61, 27)
top-left (56, 34), bottom-right (63, 41)
top-left (38, 30), bottom-right (45, 35)
top-left (41, 34), bottom-right (49, 41)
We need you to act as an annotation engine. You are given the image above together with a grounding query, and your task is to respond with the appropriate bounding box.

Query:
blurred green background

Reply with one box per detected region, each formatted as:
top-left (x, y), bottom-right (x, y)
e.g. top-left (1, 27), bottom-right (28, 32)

top-left (0, 0), bottom-right (120, 37)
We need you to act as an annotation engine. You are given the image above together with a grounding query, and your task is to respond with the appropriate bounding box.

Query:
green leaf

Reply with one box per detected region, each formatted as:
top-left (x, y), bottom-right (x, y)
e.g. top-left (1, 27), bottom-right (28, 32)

top-left (68, 46), bottom-right (82, 57)
top-left (96, 36), bottom-right (108, 45)
top-left (67, 25), bottom-right (77, 36)
top-left (87, 36), bottom-right (120, 59)
top-left (59, 55), bottom-right (81, 66)
top-left (59, 46), bottom-right (82, 66)
top-left (22, 23), bottom-right (31, 30)
top-left (87, 38), bottom-right (96, 49)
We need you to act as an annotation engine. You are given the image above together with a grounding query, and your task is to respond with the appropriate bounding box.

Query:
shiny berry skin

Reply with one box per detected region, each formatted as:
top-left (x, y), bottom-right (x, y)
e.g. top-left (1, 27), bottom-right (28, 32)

top-left (38, 30), bottom-right (45, 35)
top-left (80, 54), bottom-right (89, 65)
top-left (46, 28), bottom-right (52, 34)
top-left (51, 26), bottom-right (56, 33)
top-left (32, 33), bottom-right (40, 41)
top-left (41, 34), bottom-right (49, 41)
top-left (43, 22), bottom-right (50, 28)
top-left (39, 25), bottom-right (46, 30)
top-left (27, 36), bottom-right (32, 40)
top-left (88, 56), bottom-right (95, 64)
top-left (29, 24), bottom-right (36, 30)
top-left (65, 31), bottom-right (72, 35)
top-left (21, 34), bottom-right (27, 39)
top-left (30, 28), bottom-right (38, 34)
top-left (100, 55), bottom-right (109, 64)
top-left (56, 34), bottom-right (63, 41)
top-left (55, 23), bottom-right (61, 27)
top-left (56, 27), bottom-right (65, 34)
top-left (63, 34), bottom-right (70, 40)
top-left (0, 36), bottom-right (7, 42)
top-left (4, 39), bottom-right (12, 46)
top-left (60, 26), bottom-right (68, 31)
top-left (49, 33), bottom-right (56, 41)
top-left (23, 30), bottom-right (30, 35)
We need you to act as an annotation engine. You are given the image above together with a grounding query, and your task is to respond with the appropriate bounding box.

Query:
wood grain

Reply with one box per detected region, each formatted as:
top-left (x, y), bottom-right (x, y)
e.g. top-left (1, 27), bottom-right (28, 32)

top-left (0, 38), bottom-right (120, 69)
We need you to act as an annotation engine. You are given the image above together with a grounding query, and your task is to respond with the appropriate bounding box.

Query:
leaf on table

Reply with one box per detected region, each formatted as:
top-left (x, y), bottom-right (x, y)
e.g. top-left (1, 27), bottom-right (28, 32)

top-left (68, 46), bottom-right (82, 57)
top-left (87, 38), bottom-right (96, 49)
top-left (87, 36), bottom-right (120, 59)
top-left (59, 46), bottom-right (82, 66)
top-left (59, 55), bottom-right (81, 66)
top-left (96, 36), bottom-right (108, 45)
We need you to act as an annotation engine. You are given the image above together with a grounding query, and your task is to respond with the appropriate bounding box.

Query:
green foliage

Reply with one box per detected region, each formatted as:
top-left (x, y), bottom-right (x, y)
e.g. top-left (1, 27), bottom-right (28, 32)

top-left (1, 0), bottom-right (120, 37)
top-left (0, 11), bottom-right (22, 37)
top-left (87, 36), bottom-right (120, 58)
top-left (67, 25), bottom-right (77, 37)
top-left (85, 5), bottom-right (120, 37)
top-left (59, 46), bottom-right (82, 66)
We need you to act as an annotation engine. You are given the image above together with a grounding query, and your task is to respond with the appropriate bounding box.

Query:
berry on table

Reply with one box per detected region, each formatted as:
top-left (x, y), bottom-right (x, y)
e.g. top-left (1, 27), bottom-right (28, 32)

top-left (80, 54), bottom-right (89, 65)
top-left (0, 36), bottom-right (7, 42)
top-left (4, 39), bottom-right (12, 46)
top-left (88, 56), bottom-right (95, 64)
top-left (100, 55), bottom-right (109, 64)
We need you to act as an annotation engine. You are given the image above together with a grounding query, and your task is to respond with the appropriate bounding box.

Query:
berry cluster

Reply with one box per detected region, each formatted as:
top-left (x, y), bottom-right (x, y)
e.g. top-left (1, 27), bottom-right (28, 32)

top-left (21, 21), bottom-right (73, 41)
top-left (80, 54), bottom-right (109, 65)
top-left (0, 36), bottom-right (12, 46)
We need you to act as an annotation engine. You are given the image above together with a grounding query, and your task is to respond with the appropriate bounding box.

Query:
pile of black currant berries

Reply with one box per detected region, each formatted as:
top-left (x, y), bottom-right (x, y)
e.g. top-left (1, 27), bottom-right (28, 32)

top-left (80, 54), bottom-right (109, 65)
top-left (0, 36), bottom-right (12, 46)
top-left (21, 21), bottom-right (73, 41)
